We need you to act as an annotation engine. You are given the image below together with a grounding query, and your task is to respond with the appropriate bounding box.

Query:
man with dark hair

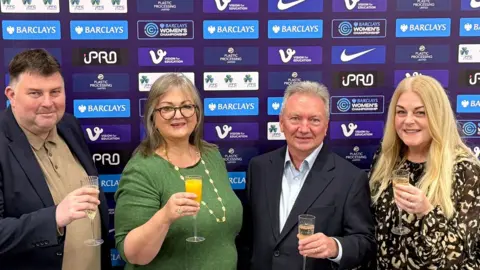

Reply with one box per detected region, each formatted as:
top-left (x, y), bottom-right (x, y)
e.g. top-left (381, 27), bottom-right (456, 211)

top-left (0, 49), bottom-right (111, 270)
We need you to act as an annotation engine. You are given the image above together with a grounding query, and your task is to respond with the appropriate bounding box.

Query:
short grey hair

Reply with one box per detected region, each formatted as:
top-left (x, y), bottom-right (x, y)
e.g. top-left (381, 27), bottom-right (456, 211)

top-left (280, 81), bottom-right (330, 118)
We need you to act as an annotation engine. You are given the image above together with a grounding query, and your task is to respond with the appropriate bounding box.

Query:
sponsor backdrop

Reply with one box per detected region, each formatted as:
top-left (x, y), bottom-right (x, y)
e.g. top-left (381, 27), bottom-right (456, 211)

top-left (1, 0), bottom-right (479, 267)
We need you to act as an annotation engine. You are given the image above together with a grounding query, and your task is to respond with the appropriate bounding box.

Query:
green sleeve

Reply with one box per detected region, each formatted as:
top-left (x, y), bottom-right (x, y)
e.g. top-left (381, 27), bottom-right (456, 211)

top-left (113, 156), bottom-right (163, 262)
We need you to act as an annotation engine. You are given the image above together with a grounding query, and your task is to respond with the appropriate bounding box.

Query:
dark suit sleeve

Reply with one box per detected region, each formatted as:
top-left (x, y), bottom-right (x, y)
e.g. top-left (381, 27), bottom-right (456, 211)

top-left (236, 158), bottom-right (255, 270)
top-left (335, 171), bottom-right (376, 269)
top-left (0, 178), bottom-right (62, 256)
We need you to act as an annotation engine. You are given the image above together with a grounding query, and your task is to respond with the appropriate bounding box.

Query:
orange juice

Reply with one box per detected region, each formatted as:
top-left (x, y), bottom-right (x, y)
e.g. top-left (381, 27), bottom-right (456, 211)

top-left (185, 179), bottom-right (202, 202)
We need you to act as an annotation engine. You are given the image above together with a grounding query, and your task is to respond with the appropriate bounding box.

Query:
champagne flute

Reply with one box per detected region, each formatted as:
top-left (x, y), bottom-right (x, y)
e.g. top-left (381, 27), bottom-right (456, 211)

top-left (298, 214), bottom-right (315, 270)
top-left (81, 175), bottom-right (104, 246)
top-left (391, 169), bottom-right (411, 235)
top-left (185, 175), bottom-right (204, 242)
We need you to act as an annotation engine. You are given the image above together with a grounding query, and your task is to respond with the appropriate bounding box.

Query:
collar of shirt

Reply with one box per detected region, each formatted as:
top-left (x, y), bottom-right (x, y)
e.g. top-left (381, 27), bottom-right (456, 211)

top-left (20, 126), bottom-right (59, 151)
top-left (284, 143), bottom-right (324, 174)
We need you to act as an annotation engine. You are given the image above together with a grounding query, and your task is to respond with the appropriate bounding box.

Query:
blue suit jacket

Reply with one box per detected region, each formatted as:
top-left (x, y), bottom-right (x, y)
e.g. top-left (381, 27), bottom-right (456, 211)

top-left (0, 107), bottom-right (112, 270)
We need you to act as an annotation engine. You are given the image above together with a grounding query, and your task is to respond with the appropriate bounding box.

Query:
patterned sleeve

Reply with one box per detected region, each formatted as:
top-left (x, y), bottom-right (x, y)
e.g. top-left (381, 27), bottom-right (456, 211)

top-left (412, 160), bottom-right (480, 267)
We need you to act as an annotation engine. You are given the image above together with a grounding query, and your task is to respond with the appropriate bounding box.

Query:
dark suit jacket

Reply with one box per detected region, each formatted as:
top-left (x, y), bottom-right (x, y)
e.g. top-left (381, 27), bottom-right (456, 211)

top-left (238, 144), bottom-right (375, 270)
top-left (0, 108), bottom-right (112, 270)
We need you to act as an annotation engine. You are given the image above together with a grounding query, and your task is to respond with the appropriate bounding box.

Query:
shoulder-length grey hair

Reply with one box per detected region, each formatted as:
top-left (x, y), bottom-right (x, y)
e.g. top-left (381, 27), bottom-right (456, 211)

top-left (135, 73), bottom-right (216, 157)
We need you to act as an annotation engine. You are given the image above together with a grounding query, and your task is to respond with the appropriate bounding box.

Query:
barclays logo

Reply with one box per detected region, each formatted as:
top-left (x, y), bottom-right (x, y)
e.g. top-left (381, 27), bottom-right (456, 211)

top-left (70, 20), bottom-right (128, 40)
top-left (268, 20), bottom-right (323, 39)
top-left (228, 171), bottom-right (246, 189)
top-left (460, 18), bottom-right (480, 37)
top-left (396, 18), bottom-right (451, 37)
top-left (457, 95), bottom-right (480, 113)
top-left (204, 97), bottom-right (259, 116)
top-left (268, 97), bottom-right (284, 115)
top-left (74, 99), bottom-right (131, 118)
top-left (203, 20), bottom-right (259, 39)
top-left (2, 20), bottom-right (61, 40)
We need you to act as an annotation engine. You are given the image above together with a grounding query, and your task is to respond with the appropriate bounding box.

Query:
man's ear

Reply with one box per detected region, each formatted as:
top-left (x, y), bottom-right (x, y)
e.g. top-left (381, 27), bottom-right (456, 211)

top-left (5, 86), bottom-right (15, 107)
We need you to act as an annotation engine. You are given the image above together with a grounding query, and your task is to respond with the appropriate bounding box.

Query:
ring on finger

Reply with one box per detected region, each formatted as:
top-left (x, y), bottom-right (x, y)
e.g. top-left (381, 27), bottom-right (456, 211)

top-left (315, 247), bottom-right (320, 253)
top-left (176, 207), bottom-right (183, 215)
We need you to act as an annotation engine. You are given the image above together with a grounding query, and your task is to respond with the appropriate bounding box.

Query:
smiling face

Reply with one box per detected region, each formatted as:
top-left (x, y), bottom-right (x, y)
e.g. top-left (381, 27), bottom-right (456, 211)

top-left (5, 72), bottom-right (65, 137)
top-left (154, 87), bottom-right (198, 144)
top-left (279, 92), bottom-right (328, 157)
top-left (394, 90), bottom-right (432, 153)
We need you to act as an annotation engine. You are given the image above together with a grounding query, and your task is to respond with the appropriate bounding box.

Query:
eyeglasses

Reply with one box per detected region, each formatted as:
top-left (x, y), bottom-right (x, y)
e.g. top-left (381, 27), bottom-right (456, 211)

top-left (154, 104), bottom-right (197, 120)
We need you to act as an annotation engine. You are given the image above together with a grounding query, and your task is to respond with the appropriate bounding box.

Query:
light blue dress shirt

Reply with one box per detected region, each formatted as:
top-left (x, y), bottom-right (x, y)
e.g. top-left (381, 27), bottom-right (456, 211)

top-left (280, 143), bottom-right (343, 263)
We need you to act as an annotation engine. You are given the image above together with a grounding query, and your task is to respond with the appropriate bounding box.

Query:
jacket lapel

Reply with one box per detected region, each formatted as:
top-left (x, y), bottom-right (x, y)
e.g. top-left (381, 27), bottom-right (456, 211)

top-left (266, 146), bottom-right (287, 241)
top-left (276, 145), bottom-right (335, 244)
top-left (5, 108), bottom-right (54, 207)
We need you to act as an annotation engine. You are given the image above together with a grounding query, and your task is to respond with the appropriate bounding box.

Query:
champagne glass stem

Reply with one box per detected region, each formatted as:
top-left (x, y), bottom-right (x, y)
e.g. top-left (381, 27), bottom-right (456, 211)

top-left (193, 215), bottom-right (198, 240)
top-left (90, 219), bottom-right (95, 240)
top-left (302, 255), bottom-right (306, 270)
top-left (398, 209), bottom-right (404, 230)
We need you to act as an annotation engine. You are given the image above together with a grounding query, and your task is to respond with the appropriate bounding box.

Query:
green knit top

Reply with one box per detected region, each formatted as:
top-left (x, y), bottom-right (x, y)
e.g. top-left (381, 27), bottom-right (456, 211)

top-left (114, 147), bottom-right (243, 270)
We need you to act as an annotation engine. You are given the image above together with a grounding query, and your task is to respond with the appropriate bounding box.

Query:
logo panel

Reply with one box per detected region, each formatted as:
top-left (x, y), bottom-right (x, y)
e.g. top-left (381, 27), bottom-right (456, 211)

top-left (204, 98), bottom-right (259, 116)
top-left (72, 73), bottom-right (129, 92)
top-left (268, 71), bottom-right (322, 90)
top-left (461, 0), bottom-right (480, 10)
top-left (2, 20), bottom-right (61, 40)
top-left (203, 20), bottom-right (259, 39)
top-left (459, 70), bottom-right (480, 87)
top-left (331, 95), bottom-right (384, 114)
top-left (393, 70), bottom-right (449, 87)
top-left (457, 95), bottom-right (480, 113)
top-left (204, 0), bottom-right (258, 13)
top-left (395, 18), bottom-right (451, 37)
top-left (204, 47), bottom-right (259, 66)
top-left (268, 20), bottom-right (323, 39)
top-left (330, 121), bottom-right (384, 139)
top-left (460, 18), bottom-right (480, 37)
top-left (203, 72), bottom-right (258, 91)
top-left (397, 0), bottom-right (451, 11)
top-left (70, 20), bottom-right (128, 40)
top-left (332, 0), bottom-right (386, 12)
top-left (69, 0), bottom-right (127, 13)
top-left (331, 19), bottom-right (386, 38)
top-left (82, 125), bottom-right (131, 144)
top-left (395, 45), bottom-right (449, 63)
top-left (331, 45), bottom-right (386, 64)
top-left (228, 172), bottom-right (246, 190)
top-left (333, 71), bottom-right (382, 88)
top-left (72, 48), bottom-right (129, 66)
top-left (268, 0), bottom-right (323, 12)
top-left (204, 123), bottom-right (259, 141)
top-left (139, 72), bottom-right (195, 92)
top-left (0, 0), bottom-right (59, 13)
top-left (267, 122), bottom-right (285, 140)
top-left (93, 150), bottom-right (131, 173)
top-left (458, 44), bottom-right (480, 63)
top-left (268, 97), bottom-right (284, 115)
top-left (137, 20), bottom-right (194, 40)
top-left (73, 99), bottom-right (131, 118)
top-left (220, 147), bottom-right (259, 168)
top-left (100, 174), bottom-right (121, 193)
top-left (137, 0), bottom-right (193, 13)
top-left (268, 46), bottom-right (322, 65)
top-left (138, 47), bottom-right (194, 66)
top-left (333, 145), bottom-right (378, 169)
top-left (458, 120), bottom-right (480, 138)
top-left (4, 48), bottom-right (61, 67)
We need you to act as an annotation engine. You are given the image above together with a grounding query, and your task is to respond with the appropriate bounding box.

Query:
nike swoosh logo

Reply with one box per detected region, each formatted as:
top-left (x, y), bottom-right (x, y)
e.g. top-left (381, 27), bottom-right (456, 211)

top-left (471, 0), bottom-right (480, 8)
top-left (340, 48), bottom-right (376, 62)
top-left (277, 0), bottom-right (306, 10)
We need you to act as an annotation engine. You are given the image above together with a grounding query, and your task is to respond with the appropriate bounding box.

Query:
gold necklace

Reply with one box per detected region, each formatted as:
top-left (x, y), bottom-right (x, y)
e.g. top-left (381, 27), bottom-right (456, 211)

top-left (164, 147), bottom-right (226, 223)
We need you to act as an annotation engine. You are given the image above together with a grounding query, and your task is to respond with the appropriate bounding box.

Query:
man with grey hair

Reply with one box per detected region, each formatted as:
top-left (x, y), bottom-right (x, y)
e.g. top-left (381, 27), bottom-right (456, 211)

top-left (238, 81), bottom-right (375, 270)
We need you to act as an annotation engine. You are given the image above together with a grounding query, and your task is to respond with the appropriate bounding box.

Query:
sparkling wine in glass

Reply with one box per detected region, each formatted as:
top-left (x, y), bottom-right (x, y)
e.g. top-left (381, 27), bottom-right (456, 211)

top-left (185, 175), bottom-right (204, 243)
top-left (391, 169), bottom-right (411, 236)
top-left (298, 214), bottom-right (315, 270)
top-left (81, 176), bottom-right (103, 246)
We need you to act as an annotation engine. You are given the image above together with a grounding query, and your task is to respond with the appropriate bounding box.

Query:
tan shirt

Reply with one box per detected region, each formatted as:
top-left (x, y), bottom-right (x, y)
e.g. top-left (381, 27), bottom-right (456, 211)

top-left (22, 126), bottom-right (101, 270)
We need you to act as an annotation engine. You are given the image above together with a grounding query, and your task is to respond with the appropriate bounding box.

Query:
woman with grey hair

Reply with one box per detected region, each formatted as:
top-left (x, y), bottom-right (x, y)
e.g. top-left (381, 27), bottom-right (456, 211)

top-left (114, 73), bottom-right (243, 269)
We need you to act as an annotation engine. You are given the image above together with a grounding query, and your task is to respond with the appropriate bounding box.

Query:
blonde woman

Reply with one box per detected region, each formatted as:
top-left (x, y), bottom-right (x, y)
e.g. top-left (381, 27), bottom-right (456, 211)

top-left (369, 75), bottom-right (480, 269)
top-left (114, 73), bottom-right (242, 269)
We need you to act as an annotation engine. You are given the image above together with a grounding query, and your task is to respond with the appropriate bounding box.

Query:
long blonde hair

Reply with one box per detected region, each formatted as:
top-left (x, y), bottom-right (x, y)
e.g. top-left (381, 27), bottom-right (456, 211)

top-left (370, 75), bottom-right (477, 219)
top-left (135, 73), bottom-right (216, 157)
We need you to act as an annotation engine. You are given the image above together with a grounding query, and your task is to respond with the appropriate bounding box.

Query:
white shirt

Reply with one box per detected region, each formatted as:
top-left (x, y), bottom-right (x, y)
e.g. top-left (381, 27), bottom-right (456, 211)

top-left (280, 144), bottom-right (343, 263)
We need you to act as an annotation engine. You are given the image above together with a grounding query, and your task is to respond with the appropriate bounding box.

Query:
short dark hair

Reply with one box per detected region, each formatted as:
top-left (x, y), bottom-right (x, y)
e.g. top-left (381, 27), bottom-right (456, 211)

top-left (8, 49), bottom-right (61, 83)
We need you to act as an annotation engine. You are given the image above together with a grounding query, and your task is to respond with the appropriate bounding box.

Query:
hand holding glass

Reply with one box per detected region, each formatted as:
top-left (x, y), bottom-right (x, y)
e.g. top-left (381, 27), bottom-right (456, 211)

top-left (81, 176), bottom-right (103, 246)
top-left (391, 169), bottom-right (411, 235)
top-left (298, 214), bottom-right (315, 270)
top-left (185, 175), bottom-right (204, 242)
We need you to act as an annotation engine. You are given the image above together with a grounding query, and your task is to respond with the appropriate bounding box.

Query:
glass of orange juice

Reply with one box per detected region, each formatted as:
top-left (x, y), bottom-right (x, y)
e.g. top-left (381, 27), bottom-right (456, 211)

top-left (185, 175), bottom-right (204, 242)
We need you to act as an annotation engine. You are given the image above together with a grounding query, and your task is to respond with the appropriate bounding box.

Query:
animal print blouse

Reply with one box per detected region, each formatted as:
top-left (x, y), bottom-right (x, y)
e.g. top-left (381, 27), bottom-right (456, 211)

top-left (371, 157), bottom-right (480, 269)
